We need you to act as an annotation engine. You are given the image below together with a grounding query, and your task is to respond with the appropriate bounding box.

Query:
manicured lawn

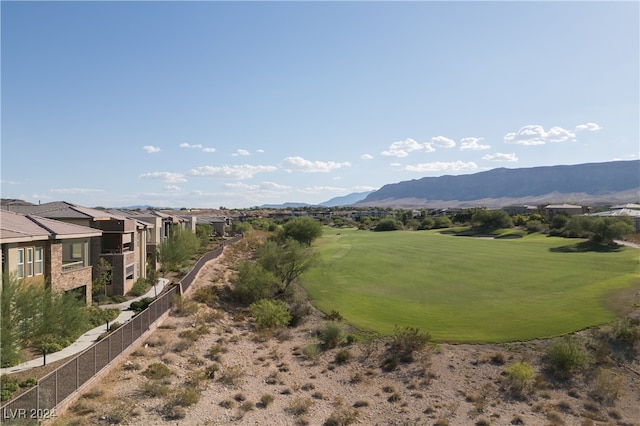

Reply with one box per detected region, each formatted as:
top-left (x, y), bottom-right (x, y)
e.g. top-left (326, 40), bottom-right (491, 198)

top-left (303, 228), bottom-right (640, 343)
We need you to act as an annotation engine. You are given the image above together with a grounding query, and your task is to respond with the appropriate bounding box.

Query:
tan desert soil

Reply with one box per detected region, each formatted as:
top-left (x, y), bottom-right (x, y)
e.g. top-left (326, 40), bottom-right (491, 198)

top-left (54, 250), bottom-right (640, 426)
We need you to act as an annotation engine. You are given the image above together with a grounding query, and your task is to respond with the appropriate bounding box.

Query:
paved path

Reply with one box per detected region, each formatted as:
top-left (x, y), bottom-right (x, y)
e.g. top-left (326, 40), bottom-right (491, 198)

top-left (0, 278), bottom-right (170, 375)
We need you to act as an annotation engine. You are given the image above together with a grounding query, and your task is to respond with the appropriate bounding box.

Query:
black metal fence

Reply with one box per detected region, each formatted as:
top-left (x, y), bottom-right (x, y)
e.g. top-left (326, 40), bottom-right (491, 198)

top-left (0, 236), bottom-right (241, 424)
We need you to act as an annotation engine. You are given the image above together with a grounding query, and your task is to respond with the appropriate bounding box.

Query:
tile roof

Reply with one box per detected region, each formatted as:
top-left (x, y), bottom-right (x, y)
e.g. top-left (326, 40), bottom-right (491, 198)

top-left (0, 209), bottom-right (101, 243)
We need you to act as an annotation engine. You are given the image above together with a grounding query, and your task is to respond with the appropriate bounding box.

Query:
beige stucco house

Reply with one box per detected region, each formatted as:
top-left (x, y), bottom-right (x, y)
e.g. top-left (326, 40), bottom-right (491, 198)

top-left (6, 202), bottom-right (151, 296)
top-left (0, 209), bottom-right (102, 305)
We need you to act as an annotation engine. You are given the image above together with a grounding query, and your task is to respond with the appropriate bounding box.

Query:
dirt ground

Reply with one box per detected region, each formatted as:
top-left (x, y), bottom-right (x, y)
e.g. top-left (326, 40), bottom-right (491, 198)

top-left (52, 249), bottom-right (640, 426)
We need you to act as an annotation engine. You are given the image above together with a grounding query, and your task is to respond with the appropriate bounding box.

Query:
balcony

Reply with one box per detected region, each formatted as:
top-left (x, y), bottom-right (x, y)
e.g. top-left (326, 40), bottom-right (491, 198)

top-left (62, 260), bottom-right (86, 273)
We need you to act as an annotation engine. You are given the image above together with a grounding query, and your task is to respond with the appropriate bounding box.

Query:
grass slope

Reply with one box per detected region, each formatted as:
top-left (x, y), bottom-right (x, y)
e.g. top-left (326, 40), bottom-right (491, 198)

top-left (303, 228), bottom-right (640, 343)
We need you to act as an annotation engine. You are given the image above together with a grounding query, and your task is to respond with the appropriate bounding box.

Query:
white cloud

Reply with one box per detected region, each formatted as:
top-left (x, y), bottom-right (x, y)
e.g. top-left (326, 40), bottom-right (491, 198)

top-left (189, 164), bottom-right (277, 179)
top-left (482, 152), bottom-right (518, 162)
top-left (354, 185), bottom-right (377, 191)
top-left (164, 185), bottom-right (182, 192)
top-left (429, 136), bottom-right (456, 148)
top-left (0, 179), bottom-right (21, 185)
top-left (50, 187), bottom-right (104, 194)
top-left (299, 185), bottom-right (346, 194)
top-left (575, 122), bottom-right (603, 132)
top-left (256, 149), bottom-right (265, 153)
top-left (143, 145), bottom-right (161, 154)
top-left (180, 142), bottom-right (203, 149)
top-left (139, 171), bottom-right (188, 183)
top-left (381, 138), bottom-right (434, 157)
top-left (546, 126), bottom-right (576, 143)
top-left (180, 142), bottom-right (216, 152)
top-left (460, 137), bottom-right (490, 151)
top-left (360, 153), bottom-right (374, 160)
top-left (404, 161), bottom-right (479, 173)
top-left (504, 124), bottom-right (576, 145)
top-left (232, 149), bottom-right (250, 156)
top-left (281, 156), bottom-right (351, 172)
top-left (259, 181), bottom-right (291, 191)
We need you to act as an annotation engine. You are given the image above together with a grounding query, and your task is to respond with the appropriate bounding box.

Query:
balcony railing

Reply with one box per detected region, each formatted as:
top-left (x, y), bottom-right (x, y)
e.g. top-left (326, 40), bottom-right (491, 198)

top-left (62, 260), bottom-right (85, 273)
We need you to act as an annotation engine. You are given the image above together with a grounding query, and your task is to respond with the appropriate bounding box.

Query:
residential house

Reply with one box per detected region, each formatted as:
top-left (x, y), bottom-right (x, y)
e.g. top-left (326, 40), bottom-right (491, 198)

top-left (544, 204), bottom-right (587, 220)
top-left (0, 209), bottom-right (102, 305)
top-left (5, 202), bottom-right (150, 296)
top-left (194, 216), bottom-right (232, 237)
top-left (589, 208), bottom-right (640, 232)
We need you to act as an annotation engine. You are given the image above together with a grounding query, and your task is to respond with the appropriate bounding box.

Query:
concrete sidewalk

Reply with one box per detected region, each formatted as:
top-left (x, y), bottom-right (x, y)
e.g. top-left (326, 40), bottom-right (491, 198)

top-left (0, 278), bottom-right (170, 375)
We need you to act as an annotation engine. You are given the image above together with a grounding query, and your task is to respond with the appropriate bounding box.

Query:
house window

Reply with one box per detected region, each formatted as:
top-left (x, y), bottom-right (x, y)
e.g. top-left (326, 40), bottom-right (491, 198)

top-left (35, 247), bottom-right (44, 275)
top-left (16, 248), bottom-right (24, 278)
top-left (26, 248), bottom-right (33, 277)
top-left (70, 243), bottom-right (83, 260)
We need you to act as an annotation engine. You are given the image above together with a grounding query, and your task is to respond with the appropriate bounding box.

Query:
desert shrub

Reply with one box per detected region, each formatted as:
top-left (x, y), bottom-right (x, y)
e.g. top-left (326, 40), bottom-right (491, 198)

top-left (207, 344), bottom-right (224, 360)
top-left (219, 398), bottom-right (235, 409)
top-left (86, 306), bottom-right (120, 327)
top-left (381, 356), bottom-right (399, 372)
top-left (590, 367), bottom-right (623, 405)
top-left (142, 381), bottom-right (170, 397)
top-left (130, 297), bottom-right (154, 314)
top-left (1, 378), bottom-right (19, 401)
top-left (164, 405), bottom-right (186, 420)
top-left (142, 362), bottom-right (172, 380)
top-left (170, 387), bottom-right (201, 407)
top-left (171, 294), bottom-right (199, 317)
top-left (129, 278), bottom-right (149, 297)
top-left (334, 349), bottom-right (353, 365)
top-left (546, 336), bottom-right (590, 379)
top-left (287, 397), bottom-right (314, 416)
top-left (505, 361), bottom-right (536, 396)
top-left (388, 325), bottom-right (431, 362)
top-left (250, 299), bottom-right (292, 329)
top-left (218, 365), bottom-right (245, 386)
top-left (259, 394), bottom-right (274, 408)
top-left (491, 351), bottom-right (507, 365)
top-left (318, 322), bottom-right (345, 349)
top-left (19, 378), bottom-right (37, 388)
top-left (326, 310), bottom-right (344, 321)
top-left (172, 339), bottom-right (193, 353)
top-left (288, 300), bottom-right (312, 327)
top-left (324, 406), bottom-right (359, 425)
top-left (612, 317), bottom-right (640, 344)
top-left (302, 343), bottom-right (321, 360)
top-left (191, 286), bottom-right (218, 307)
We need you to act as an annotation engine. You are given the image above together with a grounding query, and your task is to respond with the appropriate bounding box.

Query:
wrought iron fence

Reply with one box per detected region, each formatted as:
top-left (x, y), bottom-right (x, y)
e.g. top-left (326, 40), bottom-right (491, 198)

top-left (0, 236), bottom-right (241, 424)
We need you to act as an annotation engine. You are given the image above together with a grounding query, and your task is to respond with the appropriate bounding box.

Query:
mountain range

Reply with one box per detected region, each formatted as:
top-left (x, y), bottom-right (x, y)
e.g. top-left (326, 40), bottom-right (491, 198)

top-left (355, 160), bottom-right (639, 208)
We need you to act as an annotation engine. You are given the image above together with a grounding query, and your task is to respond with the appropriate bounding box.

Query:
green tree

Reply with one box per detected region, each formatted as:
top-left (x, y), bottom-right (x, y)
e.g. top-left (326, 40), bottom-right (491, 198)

top-left (281, 217), bottom-right (323, 246)
top-left (195, 223), bottom-right (212, 248)
top-left (563, 215), bottom-right (635, 244)
top-left (471, 209), bottom-right (513, 230)
top-left (433, 216), bottom-right (452, 229)
top-left (550, 213), bottom-right (569, 230)
top-left (256, 239), bottom-right (318, 298)
top-left (250, 299), bottom-right (292, 329)
top-left (1, 274), bottom-right (90, 366)
top-left (91, 257), bottom-right (112, 299)
top-left (374, 218), bottom-right (400, 232)
top-left (231, 261), bottom-right (279, 304)
top-left (159, 226), bottom-right (200, 275)
top-left (419, 217), bottom-right (435, 230)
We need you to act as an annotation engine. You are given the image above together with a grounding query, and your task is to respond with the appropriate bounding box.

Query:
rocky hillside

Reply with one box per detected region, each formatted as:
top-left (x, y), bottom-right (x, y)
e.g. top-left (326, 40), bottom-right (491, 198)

top-left (357, 160), bottom-right (640, 208)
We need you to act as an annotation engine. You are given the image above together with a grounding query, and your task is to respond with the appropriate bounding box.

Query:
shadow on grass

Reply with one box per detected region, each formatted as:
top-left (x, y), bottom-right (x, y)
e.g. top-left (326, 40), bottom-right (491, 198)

top-left (549, 241), bottom-right (623, 253)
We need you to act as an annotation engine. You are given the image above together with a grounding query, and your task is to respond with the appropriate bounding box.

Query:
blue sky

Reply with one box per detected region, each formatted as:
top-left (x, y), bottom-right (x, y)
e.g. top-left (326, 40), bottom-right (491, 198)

top-left (2, 1), bottom-right (638, 209)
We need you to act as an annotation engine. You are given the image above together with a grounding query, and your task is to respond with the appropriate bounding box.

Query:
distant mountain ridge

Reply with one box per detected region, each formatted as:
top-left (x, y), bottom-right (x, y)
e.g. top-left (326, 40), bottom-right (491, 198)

top-left (357, 160), bottom-right (640, 208)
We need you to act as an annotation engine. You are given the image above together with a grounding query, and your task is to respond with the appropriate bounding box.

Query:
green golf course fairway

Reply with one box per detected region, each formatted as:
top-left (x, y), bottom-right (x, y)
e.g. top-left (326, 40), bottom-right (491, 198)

top-left (303, 228), bottom-right (640, 343)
